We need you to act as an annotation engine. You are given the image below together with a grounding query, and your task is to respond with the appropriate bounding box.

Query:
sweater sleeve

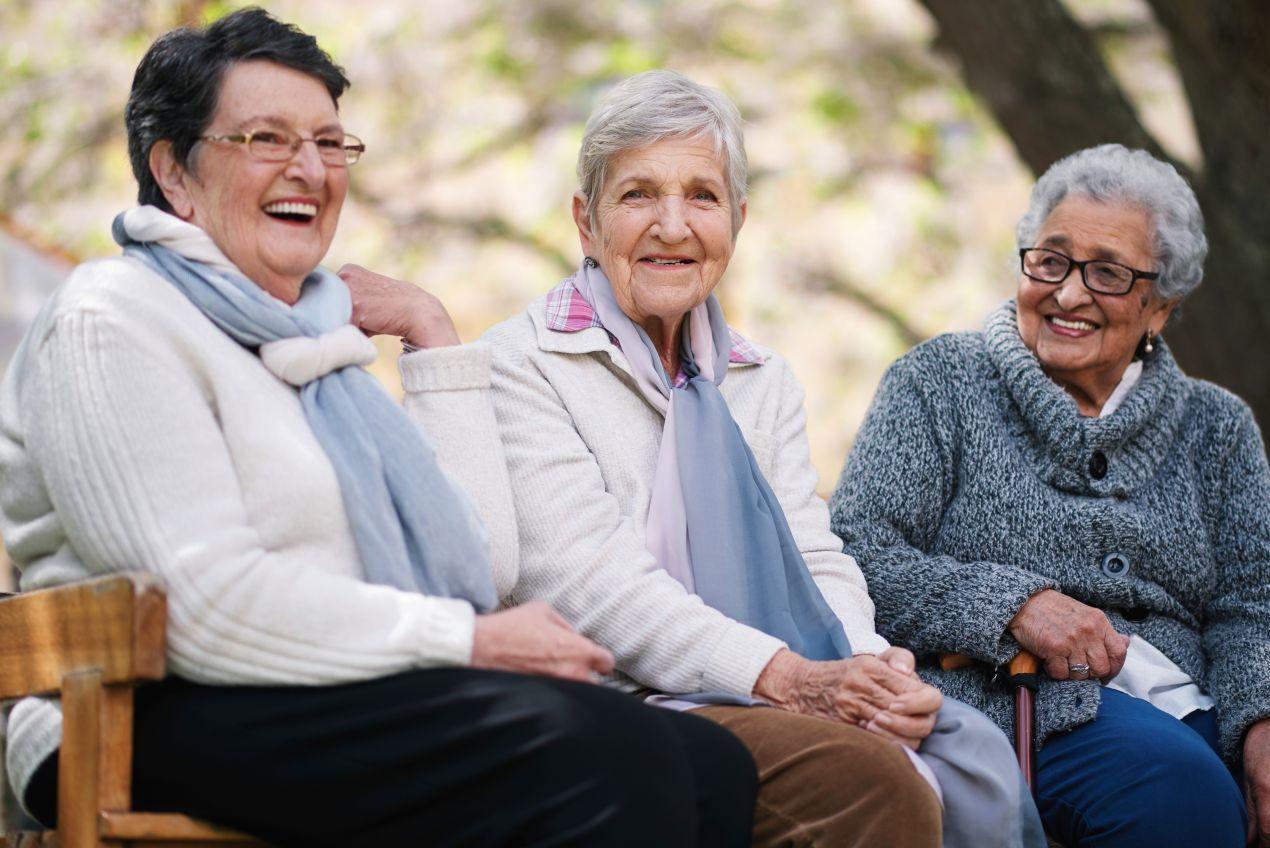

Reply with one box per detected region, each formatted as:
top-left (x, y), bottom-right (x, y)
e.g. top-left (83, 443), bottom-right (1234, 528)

top-left (23, 308), bottom-right (475, 685)
top-left (398, 341), bottom-right (519, 600)
top-left (490, 337), bottom-right (785, 697)
top-left (1200, 401), bottom-right (1270, 761)
top-left (767, 358), bottom-right (889, 655)
top-left (829, 354), bottom-right (1056, 663)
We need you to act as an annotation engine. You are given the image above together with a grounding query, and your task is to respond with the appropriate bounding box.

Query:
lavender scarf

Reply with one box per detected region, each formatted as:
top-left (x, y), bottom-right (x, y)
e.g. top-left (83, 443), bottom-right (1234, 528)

top-left (575, 259), bottom-right (1045, 848)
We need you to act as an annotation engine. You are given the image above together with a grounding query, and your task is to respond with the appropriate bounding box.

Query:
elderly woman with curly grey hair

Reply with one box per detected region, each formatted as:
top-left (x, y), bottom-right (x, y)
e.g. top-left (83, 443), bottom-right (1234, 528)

top-left (831, 143), bottom-right (1270, 847)
top-left (352, 70), bottom-right (1047, 848)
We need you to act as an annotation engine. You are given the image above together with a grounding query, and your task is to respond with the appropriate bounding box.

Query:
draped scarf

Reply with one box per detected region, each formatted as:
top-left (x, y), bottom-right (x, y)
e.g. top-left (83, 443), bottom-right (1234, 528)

top-left (574, 259), bottom-right (1045, 848)
top-left (113, 206), bottom-right (497, 611)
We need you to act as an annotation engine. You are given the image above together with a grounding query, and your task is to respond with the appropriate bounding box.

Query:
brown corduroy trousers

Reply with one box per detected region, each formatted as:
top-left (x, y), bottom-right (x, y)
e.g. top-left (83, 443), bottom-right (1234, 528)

top-left (696, 705), bottom-right (942, 848)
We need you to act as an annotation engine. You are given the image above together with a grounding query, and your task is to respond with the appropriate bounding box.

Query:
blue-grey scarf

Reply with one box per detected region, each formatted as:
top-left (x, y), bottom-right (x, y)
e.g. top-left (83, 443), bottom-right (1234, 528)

top-left (114, 207), bottom-right (496, 611)
top-left (575, 259), bottom-right (1044, 848)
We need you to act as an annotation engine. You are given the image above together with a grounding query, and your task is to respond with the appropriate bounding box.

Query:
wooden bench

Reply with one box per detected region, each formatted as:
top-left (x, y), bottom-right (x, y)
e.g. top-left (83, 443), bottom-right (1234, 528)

top-left (0, 574), bottom-right (267, 848)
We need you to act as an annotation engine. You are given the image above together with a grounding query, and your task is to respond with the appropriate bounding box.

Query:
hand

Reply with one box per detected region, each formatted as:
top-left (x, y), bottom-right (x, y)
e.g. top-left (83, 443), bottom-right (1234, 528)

top-left (471, 600), bottom-right (614, 682)
top-left (1245, 719), bottom-right (1270, 846)
top-left (1008, 589), bottom-right (1130, 682)
top-left (753, 649), bottom-right (942, 749)
top-left (338, 263), bottom-right (461, 349)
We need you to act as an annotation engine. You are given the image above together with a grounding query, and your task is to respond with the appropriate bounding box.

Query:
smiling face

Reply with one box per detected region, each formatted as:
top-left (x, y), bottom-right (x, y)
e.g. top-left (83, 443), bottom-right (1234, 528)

top-left (573, 135), bottom-right (744, 343)
top-left (153, 59), bottom-right (348, 303)
top-left (1017, 194), bottom-right (1177, 404)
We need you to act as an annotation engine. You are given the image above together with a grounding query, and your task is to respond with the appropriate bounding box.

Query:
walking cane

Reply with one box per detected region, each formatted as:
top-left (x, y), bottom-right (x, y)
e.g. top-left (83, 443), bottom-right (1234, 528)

top-left (940, 650), bottom-right (1042, 792)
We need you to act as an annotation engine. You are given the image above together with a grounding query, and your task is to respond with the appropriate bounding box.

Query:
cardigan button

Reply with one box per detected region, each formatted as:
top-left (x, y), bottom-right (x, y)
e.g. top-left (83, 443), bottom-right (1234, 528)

top-left (1101, 553), bottom-right (1130, 578)
top-left (1089, 450), bottom-right (1108, 480)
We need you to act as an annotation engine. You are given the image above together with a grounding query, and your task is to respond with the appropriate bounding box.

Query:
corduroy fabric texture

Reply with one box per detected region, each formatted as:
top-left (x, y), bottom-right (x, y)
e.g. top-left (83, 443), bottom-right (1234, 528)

top-left (830, 300), bottom-right (1270, 764)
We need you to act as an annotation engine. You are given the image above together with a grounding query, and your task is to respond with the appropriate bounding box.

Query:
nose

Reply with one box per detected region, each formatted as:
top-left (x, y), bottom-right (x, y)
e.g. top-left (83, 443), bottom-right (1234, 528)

top-left (283, 140), bottom-right (328, 187)
top-left (1052, 265), bottom-right (1093, 310)
top-left (651, 195), bottom-right (688, 243)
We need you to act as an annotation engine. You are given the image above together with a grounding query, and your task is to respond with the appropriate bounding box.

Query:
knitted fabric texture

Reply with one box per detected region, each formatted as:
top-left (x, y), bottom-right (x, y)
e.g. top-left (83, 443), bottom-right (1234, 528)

top-left (830, 300), bottom-right (1270, 763)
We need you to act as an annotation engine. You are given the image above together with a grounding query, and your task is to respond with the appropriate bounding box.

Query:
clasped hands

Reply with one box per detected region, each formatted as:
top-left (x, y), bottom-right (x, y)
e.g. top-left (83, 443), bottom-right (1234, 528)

top-left (753, 647), bottom-right (942, 750)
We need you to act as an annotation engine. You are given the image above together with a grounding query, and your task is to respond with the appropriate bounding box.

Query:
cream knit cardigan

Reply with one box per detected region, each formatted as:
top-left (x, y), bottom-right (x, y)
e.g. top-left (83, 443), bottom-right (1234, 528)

top-left (479, 295), bottom-right (889, 700)
top-left (0, 253), bottom-right (517, 801)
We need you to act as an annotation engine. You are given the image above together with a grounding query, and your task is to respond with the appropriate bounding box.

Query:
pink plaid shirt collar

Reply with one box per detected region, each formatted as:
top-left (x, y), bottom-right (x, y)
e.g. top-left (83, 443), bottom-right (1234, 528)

top-left (544, 277), bottom-right (765, 386)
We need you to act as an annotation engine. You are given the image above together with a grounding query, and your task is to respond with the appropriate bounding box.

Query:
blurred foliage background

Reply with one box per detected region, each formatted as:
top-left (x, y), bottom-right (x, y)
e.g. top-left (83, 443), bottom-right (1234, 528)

top-left (0, 0), bottom-right (1254, 492)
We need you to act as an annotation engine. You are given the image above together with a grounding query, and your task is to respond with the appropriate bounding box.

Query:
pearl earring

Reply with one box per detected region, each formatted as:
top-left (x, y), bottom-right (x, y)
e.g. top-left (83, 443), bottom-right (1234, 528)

top-left (1144, 331), bottom-right (1155, 355)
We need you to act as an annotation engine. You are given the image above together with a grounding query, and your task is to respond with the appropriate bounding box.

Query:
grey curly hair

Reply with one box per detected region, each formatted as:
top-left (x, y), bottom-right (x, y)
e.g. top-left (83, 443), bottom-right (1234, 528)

top-left (1015, 144), bottom-right (1207, 301)
top-left (576, 70), bottom-right (748, 236)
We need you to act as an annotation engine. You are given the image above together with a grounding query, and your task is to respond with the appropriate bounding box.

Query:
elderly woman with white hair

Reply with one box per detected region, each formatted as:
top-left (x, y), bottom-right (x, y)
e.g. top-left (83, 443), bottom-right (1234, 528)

top-left (831, 144), bottom-right (1270, 847)
top-left (350, 70), bottom-right (1045, 848)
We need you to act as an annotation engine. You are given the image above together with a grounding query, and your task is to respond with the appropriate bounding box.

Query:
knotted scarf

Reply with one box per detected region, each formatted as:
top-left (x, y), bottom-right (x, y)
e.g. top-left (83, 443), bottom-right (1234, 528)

top-left (574, 259), bottom-right (1045, 848)
top-left (113, 206), bottom-right (497, 611)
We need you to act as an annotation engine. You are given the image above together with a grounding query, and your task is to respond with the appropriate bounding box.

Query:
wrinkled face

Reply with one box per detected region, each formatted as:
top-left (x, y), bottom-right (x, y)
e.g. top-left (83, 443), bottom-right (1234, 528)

top-left (1017, 195), bottom-right (1175, 384)
top-left (574, 136), bottom-right (744, 332)
top-left (167, 59), bottom-right (347, 302)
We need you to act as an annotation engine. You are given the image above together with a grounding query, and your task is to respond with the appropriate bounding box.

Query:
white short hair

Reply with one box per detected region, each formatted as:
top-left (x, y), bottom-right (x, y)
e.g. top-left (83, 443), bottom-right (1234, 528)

top-left (577, 70), bottom-right (748, 235)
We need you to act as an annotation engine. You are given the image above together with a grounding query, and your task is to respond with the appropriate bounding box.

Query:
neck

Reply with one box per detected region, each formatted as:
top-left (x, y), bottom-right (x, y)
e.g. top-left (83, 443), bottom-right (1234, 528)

top-left (640, 314), bottom-right (686, 379)
top-left (256, 274), bottom-right (304, 306)
top-left (1045, 360), bottom-right (1133, 417)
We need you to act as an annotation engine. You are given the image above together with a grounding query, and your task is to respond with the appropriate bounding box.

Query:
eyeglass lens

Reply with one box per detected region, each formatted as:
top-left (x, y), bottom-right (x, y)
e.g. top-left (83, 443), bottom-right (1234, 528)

top-left (1022, 249), bottom-right (1133, 293)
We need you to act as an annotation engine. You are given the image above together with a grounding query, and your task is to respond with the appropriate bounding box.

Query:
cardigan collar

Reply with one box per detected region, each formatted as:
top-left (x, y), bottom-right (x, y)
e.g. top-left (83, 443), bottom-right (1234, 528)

top-left (982, 299), bottom-right (1190, 497)
top-left (528, 276), bottom-right (768, 384)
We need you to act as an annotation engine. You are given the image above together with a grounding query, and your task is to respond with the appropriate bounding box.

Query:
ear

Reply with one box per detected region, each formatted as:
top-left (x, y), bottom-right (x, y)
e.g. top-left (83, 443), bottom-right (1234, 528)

top-left (734, 196), bottom-right (748, 239)
top-left (571, 191), bottom-right (596, 257)
top-left (1151, 297), bottom-right (1180, 335)
top-left (149, 140), bottom-right (196, 220)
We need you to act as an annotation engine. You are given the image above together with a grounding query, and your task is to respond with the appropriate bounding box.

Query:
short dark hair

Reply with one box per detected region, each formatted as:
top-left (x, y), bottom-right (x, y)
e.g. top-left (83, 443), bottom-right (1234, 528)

top-left (125, 7), bottom-right (350, 212)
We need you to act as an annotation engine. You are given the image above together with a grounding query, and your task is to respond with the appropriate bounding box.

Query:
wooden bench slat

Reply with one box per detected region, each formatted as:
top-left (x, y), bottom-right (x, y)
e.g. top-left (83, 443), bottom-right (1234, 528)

top-left (100, 812), bottom-right (264, 844)
top-left (0, 574), bottom-right (166, 699)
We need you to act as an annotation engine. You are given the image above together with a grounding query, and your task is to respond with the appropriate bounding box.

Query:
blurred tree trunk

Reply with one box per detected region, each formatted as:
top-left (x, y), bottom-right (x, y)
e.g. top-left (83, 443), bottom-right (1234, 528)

top-left (918, 0), bottom-right (1270, 428)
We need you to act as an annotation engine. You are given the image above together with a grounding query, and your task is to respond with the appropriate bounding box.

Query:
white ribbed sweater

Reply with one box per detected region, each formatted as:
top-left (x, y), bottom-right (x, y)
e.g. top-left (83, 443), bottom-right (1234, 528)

top-left (0, 254), bottom-right (517, 801)
top-left (479, 297), bottom-right (889, 700)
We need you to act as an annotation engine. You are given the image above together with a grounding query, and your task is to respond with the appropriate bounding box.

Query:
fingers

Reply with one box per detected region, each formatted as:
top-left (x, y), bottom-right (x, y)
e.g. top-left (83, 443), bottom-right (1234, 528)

top-left (864, 714), bottom-right (926, 750)
top-left (1084, 641), bottom-right (1111, 680)
top-left (1044, 653), bottom-right (1072, 681)
top-left (336, 262), bottom-right (365, 280)
top-left (888, 683), bottom-right (942, 716)
top-left (1105, 632), bottom-right (1131, 680)
top-left (878, 646), bottom-right (916, 675)
top-left (863, 656), bottom-right (922, 697)
top-left (871, 709), bottom-right (937, 743)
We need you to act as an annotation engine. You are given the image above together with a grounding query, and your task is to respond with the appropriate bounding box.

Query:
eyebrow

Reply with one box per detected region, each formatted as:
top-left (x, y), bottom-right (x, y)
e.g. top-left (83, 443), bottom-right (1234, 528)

top-left (233, 115), bottom-right (344, 135)
top-left (1039, 234), bottom-right (1128, 263)
top-left (612, 173), bottom-right (728, 193)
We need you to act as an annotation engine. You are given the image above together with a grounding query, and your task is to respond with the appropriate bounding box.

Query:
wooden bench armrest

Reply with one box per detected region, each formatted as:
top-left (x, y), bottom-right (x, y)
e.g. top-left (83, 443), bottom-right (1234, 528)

top-left (0, 574), bottom-right (166, 700)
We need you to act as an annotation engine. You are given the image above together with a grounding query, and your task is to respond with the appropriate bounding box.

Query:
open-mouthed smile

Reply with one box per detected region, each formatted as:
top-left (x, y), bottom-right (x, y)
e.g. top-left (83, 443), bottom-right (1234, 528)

top-left (1045, 314), bottom-right (1100, 336)
top-left (639, 255), bottom-right (696, 268)
top-left (262, 199), bottom-right (319, 224)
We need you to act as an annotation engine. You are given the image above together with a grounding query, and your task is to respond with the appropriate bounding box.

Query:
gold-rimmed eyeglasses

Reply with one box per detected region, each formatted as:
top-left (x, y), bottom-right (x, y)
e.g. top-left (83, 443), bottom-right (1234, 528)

top-left (200, 128), bottom-right (366, 166)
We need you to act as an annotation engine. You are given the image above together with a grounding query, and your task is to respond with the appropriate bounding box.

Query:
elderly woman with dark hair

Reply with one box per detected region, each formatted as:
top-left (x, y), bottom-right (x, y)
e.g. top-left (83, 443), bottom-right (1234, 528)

top-left (0, 11), bottom-right (760, 846)
top-left (831, 144), bottom-right (1270, 847)
top-left (351, 69), bottom-right (1046, 848)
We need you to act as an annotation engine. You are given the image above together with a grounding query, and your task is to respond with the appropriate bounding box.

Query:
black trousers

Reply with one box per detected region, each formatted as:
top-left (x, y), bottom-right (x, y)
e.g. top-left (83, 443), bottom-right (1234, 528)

top-left (26, 669), bottom-right (756, 847)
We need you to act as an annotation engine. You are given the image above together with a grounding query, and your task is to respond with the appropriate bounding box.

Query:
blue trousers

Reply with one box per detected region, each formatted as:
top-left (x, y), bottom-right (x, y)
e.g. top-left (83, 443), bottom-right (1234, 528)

top-left (1035, 687), bottom-right (1245, 847)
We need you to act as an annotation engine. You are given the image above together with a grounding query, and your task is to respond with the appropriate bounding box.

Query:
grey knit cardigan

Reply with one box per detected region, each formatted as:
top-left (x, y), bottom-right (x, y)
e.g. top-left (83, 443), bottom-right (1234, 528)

top-left (829, 300), bottom-right (1270, 763)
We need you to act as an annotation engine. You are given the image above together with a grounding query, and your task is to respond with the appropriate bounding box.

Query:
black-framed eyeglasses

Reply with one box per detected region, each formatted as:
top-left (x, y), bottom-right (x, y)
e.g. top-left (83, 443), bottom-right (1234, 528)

top-left (1019, 247), bottom-right (1158, 296)
top-left (200, 128), bottom-right (366, 166)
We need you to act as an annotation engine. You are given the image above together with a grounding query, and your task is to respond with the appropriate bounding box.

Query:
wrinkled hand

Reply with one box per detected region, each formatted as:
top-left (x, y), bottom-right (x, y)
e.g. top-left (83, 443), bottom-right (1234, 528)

top-left (753, 648), bottom-right (942, 750)
top-left (1008, 589), bottom-right (1129, 682)
top-left (1245, 719), bottom-right (1270, 846)
top-left (471, 600), bottom-right (613, 682)
top-left (866, 646), bottom-right (941, 748)
top-left (338, 263), bottom-right (460, 349)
